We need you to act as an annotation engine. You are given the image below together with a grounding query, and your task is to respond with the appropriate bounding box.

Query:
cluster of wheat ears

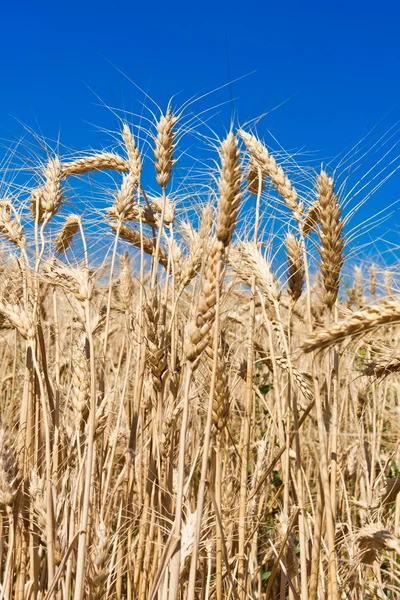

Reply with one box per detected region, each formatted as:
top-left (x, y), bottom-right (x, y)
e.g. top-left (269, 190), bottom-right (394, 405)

top-left (0, 103), bottom-right (399, 600)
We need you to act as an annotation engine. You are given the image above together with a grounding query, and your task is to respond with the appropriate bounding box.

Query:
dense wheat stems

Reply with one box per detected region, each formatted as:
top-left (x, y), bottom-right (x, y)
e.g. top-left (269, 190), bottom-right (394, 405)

top-left (0, 101), bottom-right (399, 600)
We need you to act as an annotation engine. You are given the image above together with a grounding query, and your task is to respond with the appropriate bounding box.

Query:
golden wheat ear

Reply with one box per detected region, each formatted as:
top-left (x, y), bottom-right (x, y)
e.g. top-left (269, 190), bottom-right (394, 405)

top-left (238, 129), bottom-right (300, 217)
top-left (154, 108), bottom-right (177, 188)
top-left (286, 233), bottom-right (304, 303)
top-left (55, 215), bottom-right (81, 254)
top-left (317, 170), bottom-right (344, 309)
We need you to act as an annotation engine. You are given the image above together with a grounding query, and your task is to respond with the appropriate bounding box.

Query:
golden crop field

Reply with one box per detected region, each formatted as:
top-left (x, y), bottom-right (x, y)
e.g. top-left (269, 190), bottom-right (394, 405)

top-left (0, 105), bottom-right (399, 600)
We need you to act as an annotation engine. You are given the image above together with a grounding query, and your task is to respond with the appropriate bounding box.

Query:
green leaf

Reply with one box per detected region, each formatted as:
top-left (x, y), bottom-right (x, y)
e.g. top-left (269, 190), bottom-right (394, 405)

top-left (259, 383), bottom-right (273, 395)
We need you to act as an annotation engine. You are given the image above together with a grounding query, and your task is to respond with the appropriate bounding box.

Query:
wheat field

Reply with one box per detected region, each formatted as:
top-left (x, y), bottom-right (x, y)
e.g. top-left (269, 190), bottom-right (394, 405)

top-left (0, 104), bottom-right (399, 600)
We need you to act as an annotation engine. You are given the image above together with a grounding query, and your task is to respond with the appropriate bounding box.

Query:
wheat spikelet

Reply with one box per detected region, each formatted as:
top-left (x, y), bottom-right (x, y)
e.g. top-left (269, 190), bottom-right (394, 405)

top-left (302, 200), bottom-right (320, 236)
top-left (144, 296), bottom-right (167, 394)
top-left (364, 356), bottom-right (400, 378)
top-left (55, 214), bottom-right (81, 253)
top-left (61, 153), bottom-right (129, 177)
top-left (369, 264), bottom-right (377, 296)
top-left (0, 200), bottom-right (26, 248)
top-left (286, 233), bottom-right (304, 302)
top-left (229, 242), bottom-right (280, 304)
top-left (247, 157), bottom-right (264, 195)
top-left (0, 428), bottom-right (19, 510)
top-left (239, 129), bottom-right (299, 215)
top-left (384, 270), bottom-right (393, 298)
top-left (377, 477), bottom-right (400, 509)
top-left (0, 301), bottom-right (35, 340)
top-left (149, 195), bottom-right (175, 224)
top-left (355, 523), bottom-right (400, 565)
top-left (42, 157), bottom-right (63, 219)
top-left (346, 286), bottom-right (357, 308)
top-left (303, 299), bottom-right (400, 352)
top-left (30, 188), bottom-right (45, 223)
top-left (317, 170), bottom-right (344, 308)
top-left (122, 123), bottom-right (142, 180)
top-left (177, 207), bottom-right (213, 292)
top-left (154, 108), bottom-right (177, 188)
top-left (71, 341), bottom-right (90, 421)
top-left (185, 240), bottom-right (225, 362)
top-left (205, 337), bottom-right (229, 431)
top-left (29, 469), bottom-right (48, 534)
top-left (118, 250), bottom-right (134, 312)
top-left (111, 172), bottom-right (136, 221)
top-left (216, 132), bottom-right (242, 246)
top-left (88, 519), bottom-right (110, 599)
top-left (43, 260), bottom-right (93, 303)
top-left (110, 222), bottom-right (168, 268)
top-left (354, 266), bottom-right (364, 306)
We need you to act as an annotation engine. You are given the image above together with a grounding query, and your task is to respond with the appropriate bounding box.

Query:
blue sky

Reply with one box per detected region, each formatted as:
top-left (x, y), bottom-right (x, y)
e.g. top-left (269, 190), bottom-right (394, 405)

top-left (1, 0), bottom-right (399, 261)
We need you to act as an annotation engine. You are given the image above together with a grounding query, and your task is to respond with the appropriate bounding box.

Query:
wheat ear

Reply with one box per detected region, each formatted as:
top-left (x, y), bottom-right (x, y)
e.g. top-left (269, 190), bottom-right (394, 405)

top-left (61, 153), bottom-right (129, 177)
top-left (154, 108), bottom-right (176, 188)
top-left (247, 156), bottom-right (264, 195)
top-left (55, 215), bottom-right (81, 253)
top-left (109, 222), bottom-right (168, 267)
top-left (216, 132), bottom-right (242, 245)
top-left (303, 299), bottom-right (400, 352)
top-left (0, 200), bottom-right (25, 248)
top-left (317, 170), bottom-right (344, 308)
top-left (122, 124), bottom-right (142, 179)
top-left (286, 233), bottom-right (304, 302)
top-left (238, 129), bottom-right (299, 215)
top-left (302, 200), bottom-right (321, 236)
top-left (369, 264), bottom-right (377, 296)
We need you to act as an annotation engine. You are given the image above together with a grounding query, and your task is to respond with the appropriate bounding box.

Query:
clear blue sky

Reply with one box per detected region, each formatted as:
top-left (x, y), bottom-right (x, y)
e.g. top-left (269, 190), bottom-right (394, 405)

top-left (1, 0), bottom-right (399, 259)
